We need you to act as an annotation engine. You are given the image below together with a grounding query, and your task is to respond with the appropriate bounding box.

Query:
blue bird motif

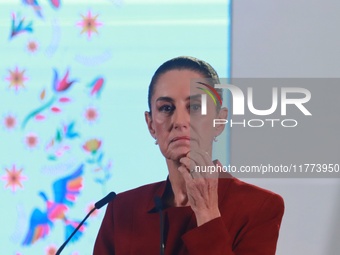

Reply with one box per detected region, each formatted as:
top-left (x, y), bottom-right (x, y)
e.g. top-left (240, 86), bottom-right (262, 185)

top-left (22, 165), bottom-right (85, 245)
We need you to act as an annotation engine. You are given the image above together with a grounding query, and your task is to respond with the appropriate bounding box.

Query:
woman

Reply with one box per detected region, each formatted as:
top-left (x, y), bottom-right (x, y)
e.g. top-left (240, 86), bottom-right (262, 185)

top-left (93, 56), bottom-right (284, 255)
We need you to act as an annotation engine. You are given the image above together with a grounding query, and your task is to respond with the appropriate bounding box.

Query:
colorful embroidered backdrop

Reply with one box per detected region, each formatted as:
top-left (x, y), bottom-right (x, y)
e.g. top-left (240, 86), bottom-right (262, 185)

top-left (0, 0), bottom-right (230, 254)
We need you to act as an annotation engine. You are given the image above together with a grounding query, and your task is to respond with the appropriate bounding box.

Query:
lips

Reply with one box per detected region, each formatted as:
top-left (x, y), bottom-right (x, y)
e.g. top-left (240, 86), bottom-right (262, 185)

top-left (170, 136), bottom-right (191, 143)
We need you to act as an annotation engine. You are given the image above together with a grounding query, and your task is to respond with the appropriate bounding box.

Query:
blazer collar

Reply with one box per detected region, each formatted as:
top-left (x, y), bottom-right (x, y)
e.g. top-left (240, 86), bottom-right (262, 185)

top-left (147, 177), bottom-right (170, 213)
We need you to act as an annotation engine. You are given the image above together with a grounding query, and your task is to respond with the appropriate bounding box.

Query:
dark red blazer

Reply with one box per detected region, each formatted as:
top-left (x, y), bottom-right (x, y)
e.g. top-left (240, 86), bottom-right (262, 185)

top-left (93, 177), bottom-right (284, 255)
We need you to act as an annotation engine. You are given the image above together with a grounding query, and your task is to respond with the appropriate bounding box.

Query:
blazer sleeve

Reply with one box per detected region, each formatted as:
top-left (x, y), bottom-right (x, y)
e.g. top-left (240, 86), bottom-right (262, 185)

top-left (182, 193), bottom-right (284, 255)
top-left (93, 201), bottom-right (115, 255)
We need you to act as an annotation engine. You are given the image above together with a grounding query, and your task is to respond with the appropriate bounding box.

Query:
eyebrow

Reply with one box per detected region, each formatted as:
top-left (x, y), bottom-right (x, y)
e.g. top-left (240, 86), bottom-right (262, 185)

top-left (189, 94), bottom-right (202, 100)
top-left (156, 94), bottom-right (202, 103)
top-left (156, 97), bottom-right (174, 103)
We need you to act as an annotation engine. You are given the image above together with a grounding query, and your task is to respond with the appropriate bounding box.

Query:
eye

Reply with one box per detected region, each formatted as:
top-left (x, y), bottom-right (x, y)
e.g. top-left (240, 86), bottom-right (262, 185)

top-left (189, 104), bottom-right (201, 112)
top-left (159, 104), bottom-right (175, 113)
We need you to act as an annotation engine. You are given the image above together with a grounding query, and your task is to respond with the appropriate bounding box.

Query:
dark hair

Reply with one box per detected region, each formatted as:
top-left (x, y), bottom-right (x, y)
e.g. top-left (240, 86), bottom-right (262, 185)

top-left (147, 56), bottom-right (222, 112)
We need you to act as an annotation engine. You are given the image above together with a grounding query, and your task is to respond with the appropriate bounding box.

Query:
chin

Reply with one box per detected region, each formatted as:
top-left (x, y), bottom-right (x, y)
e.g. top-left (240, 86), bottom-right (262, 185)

top-left (165, 147), bottom-right (190, 162)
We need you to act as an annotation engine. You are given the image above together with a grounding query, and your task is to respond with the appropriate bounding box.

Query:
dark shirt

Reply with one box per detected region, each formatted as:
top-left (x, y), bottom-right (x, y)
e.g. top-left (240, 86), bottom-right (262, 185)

top-left (93, 176), bottom-right (284, 255)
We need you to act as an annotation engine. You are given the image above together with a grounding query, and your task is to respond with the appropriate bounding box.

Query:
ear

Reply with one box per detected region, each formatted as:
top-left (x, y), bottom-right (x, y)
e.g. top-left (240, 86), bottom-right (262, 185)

top-left (214, 107), bottom-right (228, 137)
top-left (145, 111), bottom-right (156, 138)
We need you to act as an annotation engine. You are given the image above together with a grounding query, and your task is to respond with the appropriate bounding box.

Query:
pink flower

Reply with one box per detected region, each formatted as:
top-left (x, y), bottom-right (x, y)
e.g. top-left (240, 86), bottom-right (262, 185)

top-left (53, 69), bottom-right (77, 92)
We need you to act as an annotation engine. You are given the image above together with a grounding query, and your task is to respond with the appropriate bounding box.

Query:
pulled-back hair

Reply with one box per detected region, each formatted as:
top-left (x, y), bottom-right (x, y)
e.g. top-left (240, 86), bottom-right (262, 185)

top-left (147, 56), bottom-right (222, 112)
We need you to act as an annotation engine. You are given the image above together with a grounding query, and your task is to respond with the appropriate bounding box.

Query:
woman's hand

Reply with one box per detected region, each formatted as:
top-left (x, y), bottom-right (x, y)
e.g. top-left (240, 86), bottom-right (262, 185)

top-left (178, 150), bottom-right (221, 226)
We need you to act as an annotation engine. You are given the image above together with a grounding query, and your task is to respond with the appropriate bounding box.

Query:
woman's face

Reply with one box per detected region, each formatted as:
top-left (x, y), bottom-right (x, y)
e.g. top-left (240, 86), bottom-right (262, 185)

top-left (145, 69), bottom-right (227, 162)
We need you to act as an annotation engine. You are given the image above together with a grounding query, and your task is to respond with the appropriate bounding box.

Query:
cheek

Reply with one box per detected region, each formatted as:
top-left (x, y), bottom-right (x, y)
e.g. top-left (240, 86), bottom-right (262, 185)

top-left (191, 115), bottom-right (216, 138)
top-left (153, 115), bottom-right (171, 133)
top-left (198, 117), bottom-right (214, 131)
top-left (191, 106), bottom-right (217, 126)
top-left (203, 105), bottom-right (219, 128)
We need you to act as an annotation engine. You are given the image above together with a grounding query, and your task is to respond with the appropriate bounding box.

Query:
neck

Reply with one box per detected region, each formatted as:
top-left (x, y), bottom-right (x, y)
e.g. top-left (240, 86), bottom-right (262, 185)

top-left (166, 159), bottom-right (189, 207)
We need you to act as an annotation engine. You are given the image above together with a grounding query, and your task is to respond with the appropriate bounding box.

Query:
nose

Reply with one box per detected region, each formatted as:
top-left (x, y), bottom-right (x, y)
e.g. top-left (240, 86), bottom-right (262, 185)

top-left (172, 105), bottom-right (190, 129)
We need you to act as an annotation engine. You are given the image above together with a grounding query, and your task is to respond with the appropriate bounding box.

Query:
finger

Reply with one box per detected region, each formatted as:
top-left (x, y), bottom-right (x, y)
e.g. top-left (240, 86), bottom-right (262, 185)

top-left (178, 165), bottom-right (195, 182)
top-left (186, 150), bottom-right (211, 168)
top-left (186, 151), bottom-right (218, 178)
top-left (179, 157), bottom-right (196, 172)
top-left (180, 156), bottom-right (206, 180)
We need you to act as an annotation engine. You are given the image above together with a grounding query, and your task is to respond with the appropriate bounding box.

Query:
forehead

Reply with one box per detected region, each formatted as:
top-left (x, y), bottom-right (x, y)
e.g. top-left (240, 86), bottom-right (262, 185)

top-left (153, 70), bottom-right (206, 98)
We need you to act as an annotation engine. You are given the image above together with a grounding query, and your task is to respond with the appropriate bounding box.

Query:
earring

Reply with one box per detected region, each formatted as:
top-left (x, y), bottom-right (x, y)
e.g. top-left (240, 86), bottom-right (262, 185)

top-left (213, 136), bottom-right (218, 142)
top-left (155, 139), bottom-right (158, 145)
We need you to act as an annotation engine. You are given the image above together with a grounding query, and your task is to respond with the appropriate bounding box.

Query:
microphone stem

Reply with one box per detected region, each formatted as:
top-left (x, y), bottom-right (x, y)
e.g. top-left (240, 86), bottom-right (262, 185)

top-left (56, 207), bottom-right (96, 255)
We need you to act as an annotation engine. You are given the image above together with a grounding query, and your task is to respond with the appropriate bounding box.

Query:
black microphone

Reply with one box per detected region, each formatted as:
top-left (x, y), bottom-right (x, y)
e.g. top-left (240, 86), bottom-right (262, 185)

top-left (94, 192), bottom-right (117, 209)
top-left (154, 196), bottom-right (165, 255)
top-left (56, 192), bottom-right (117, 255)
